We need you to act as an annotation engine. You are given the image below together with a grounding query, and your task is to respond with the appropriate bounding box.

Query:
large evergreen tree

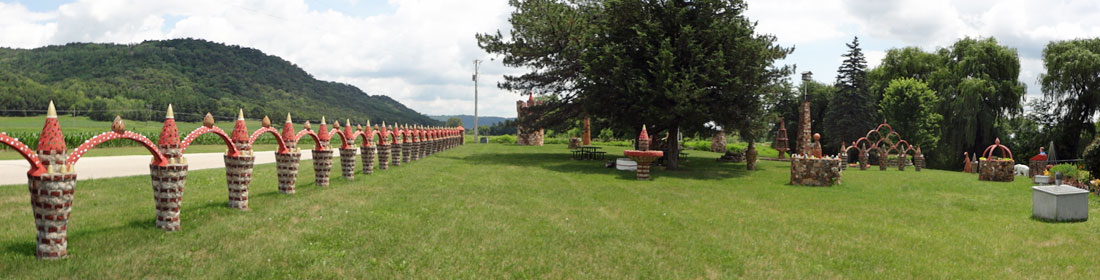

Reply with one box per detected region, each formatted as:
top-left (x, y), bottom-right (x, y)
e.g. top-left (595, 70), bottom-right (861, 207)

top-left (824, 37), bottom-right (877, 155)
top-left (478, 0), bottom-right (791, 170)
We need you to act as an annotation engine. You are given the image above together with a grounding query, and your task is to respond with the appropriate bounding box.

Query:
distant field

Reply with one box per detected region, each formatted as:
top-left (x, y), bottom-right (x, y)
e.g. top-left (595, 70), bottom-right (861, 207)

top-left (1, 143), bottom-right (1098, 278)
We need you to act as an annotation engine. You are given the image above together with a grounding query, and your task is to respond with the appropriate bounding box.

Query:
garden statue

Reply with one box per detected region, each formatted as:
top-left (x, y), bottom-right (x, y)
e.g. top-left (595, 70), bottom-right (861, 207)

top-left (963, 152), bottom-right (972, 173)
top-left (774, 117), bottom-right (789, 159)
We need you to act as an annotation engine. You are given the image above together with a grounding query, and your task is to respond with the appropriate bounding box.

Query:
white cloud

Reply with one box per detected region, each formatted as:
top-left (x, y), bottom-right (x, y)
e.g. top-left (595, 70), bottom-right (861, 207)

top-left (0, 0), bottom-right (524, 117)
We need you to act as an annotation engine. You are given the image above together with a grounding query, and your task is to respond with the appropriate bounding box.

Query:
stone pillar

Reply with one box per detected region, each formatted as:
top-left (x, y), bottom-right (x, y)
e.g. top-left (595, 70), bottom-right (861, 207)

top-left (798, 100), bottom-right (812, 154)
top-left (312, 148), bottom-right (333, 186)
top-left (859, 150), bottom-right (869, 170)
top-left (878, 150), bottom-right (888, 171)
top-left (378, 144), bottom-right (390, 170)
top-left (583, 116), bottom-right (591, 146)
top-left (339, 148), bottom-right (357, 180)
top-left (361, 145), bottom-right (376, 174)
top-left (710, 130), bottom-right (726, 153)
top-left (839, 152), bottom-right (849, 170)
top-left (402, 142), bottom-right (411, 163)
top-left (28, 167), bottom-right (76, 259)
top-left (898, 155), bottom-right (907, 171)
top-left (391, 142), bottom-right (402, 167)
top-left (276, 151), bottom-right (300, 194)
top-left (636, 163), bottom-right (651, 180)
top-left (914, 155), bottom-right (924, 172)
top-left (410, 140), bottom-right (420, 161)
top-left (223, 151), bottom-right (254, 209)
top-left (149, 163), bottom-right (187, 231)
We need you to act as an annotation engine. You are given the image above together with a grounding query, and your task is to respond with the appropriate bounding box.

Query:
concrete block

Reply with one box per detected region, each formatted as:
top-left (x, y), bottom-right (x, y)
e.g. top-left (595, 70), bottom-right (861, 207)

top-left (1032, 185), bottom-right (1089, 222)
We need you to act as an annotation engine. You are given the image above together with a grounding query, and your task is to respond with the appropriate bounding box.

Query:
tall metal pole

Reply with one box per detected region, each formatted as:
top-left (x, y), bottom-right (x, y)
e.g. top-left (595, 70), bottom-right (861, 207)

top-left (473, 59), bottom-right (482, 143)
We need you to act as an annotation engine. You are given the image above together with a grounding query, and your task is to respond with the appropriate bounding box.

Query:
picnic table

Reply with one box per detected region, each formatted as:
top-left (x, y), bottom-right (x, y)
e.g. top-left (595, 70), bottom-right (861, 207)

top-left (571, 146), bottom-right (607, 160)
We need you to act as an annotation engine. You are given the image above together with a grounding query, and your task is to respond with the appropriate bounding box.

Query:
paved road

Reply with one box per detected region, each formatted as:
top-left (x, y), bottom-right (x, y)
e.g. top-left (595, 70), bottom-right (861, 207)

top-left (0, 150), bottom-right (336, 186)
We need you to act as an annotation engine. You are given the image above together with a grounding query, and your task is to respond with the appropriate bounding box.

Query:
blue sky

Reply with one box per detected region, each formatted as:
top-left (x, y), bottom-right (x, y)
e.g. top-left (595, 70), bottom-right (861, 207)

top-left (1, 0), bottom-right (1098, 118)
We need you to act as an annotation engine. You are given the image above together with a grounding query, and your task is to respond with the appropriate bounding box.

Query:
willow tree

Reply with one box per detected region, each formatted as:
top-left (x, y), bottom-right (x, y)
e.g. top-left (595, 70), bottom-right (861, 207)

top-left (477, 0), bottom-right (791, 169)
top-left (1040, 38), bottom-right (1100, 157)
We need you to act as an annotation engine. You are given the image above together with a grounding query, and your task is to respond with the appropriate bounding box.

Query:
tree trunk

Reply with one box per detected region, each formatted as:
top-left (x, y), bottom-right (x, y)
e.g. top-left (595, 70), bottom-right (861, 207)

top-left (666, 123), bottom-right (680, 170)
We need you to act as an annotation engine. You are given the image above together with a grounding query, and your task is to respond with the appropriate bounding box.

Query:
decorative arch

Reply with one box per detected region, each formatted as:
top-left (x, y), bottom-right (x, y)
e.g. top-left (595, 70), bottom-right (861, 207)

top-left (181, 126), bottom-right (239, 156)
top-left (296, 130), bottom-right (323, 150)
top-left (331, 129), bottom-right (353, 149)
top-left (353, 130), bottom-right (373, 146)
top-left (378, 130), bottom-right (394, 146)
top-left (67, 131), bottom-right (168, 166)
top-left (248, 127), bottom-right (289, 154)
top-left (0, 133), bottom-right (44, 175)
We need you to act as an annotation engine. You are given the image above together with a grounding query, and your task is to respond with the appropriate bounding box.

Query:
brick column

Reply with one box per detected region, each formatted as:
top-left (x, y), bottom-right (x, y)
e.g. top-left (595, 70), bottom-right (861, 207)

top-left (391, 142), bottom-right (402, 167)
top-left (29, 168), bottom-right (76, 259)
top-left (339, 148), bottom-right (357, 179)
top-left (859, 150), bottom-right (869, 171)
top-left (224, 151), bottom-right (253, 209)
top-left (401, 142), bottom-right (411, 163)
top-left (419, 141), bottom-right (427, 159)
top-left (149, 163), bottom-right (186, 231)
top-left (312, 148), bottom-right (333, 186)
top-left (410, 140), bottom-right (420, 161)
top-left (361, 145), bottom-right (376, 174)
top-left (378, 144), bottom-right (390, 170)
top-left (276, 151), bottom-right (300, 194)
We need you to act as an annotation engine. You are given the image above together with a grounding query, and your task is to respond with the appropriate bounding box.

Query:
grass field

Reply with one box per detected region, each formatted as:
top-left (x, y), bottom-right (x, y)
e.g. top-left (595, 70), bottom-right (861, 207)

top-left (1, 143), bottom-right (1098, 278)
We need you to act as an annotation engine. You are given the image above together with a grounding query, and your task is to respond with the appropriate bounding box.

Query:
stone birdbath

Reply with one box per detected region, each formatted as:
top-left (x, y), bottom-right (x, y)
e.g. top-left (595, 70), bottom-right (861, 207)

top-left (623, 125), bottom-right (663, 180)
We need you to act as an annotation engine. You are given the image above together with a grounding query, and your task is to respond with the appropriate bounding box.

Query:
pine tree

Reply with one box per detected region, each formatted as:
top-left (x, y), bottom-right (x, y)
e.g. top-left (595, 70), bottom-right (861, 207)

top-left (824, 36), bottom-right (878, 154)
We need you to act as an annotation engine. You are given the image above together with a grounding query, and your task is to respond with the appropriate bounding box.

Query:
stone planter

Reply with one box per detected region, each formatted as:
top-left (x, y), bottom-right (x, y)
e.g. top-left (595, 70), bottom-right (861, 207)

top-left (223, 153), bottom-right (254, 209)
top-left (28, 172), bottom-right (76, 259)
top-left (339, 148), bottom-right (357, 180)
top-left (1032, 185), bottom-right (1088, 222)
top-left (979, 159), bottom-right (1015, 182)
top-left (276, 152), bottom-right (301, 194)
top-left (150, 163), bottom-right (187, 231)
top-left (790, 157), bottom-right (842, 186)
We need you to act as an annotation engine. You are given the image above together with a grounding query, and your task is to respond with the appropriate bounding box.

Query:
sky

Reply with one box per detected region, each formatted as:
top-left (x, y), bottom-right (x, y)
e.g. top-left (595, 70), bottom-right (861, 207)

top-left (0, 0), bottom-right (1098, 118)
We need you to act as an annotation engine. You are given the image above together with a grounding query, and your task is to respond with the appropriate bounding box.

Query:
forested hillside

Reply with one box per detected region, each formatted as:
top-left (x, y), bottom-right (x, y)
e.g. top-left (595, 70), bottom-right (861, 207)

top-left (0, 39), bottom-right (439, 124)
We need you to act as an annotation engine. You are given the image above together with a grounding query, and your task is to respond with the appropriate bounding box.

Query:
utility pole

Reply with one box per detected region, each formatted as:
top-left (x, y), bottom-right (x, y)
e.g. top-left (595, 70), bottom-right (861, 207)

top-left (473, 59), bottom-right (483, 143)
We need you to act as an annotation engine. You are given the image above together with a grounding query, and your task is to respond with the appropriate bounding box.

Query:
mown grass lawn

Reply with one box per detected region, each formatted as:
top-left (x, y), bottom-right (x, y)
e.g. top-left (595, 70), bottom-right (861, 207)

top-left (1, 143), bottom-right (1098, 278)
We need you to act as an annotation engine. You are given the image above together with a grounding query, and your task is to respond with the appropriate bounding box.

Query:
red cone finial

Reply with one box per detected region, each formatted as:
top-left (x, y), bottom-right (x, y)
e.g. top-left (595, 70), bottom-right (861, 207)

top-left (231, 109), bottom-right (249, 142)
top-left (158, 105), bottom-right (180, 146)
top-left (37, 101), bottom-right (66, 152)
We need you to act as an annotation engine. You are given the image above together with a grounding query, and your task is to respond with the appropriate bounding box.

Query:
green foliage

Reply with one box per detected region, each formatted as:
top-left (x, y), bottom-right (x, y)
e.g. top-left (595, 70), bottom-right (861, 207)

top-left (825, 37), bottom-right (878, 153)
top-left (869, 37), bottom-right (1025, 170)
top-left (1083, 137), bottom-right (1100, 179)
top-left (478, 0), bottom-right (792, 169)
top-left (597, 128), bottom-right (615, 142)
top-left (1040, 38), bottom-right (1100, 157)
top-left (0, 39), bottom-right (439, 125)
top-left (489, 135), bottom-right (517, 144)
top-left (445, 117), bottom-right (463, 128)
top-left (879, 78), bottom-right (942, 149)
top-left (1050, 163), bottom-right (1080, 180)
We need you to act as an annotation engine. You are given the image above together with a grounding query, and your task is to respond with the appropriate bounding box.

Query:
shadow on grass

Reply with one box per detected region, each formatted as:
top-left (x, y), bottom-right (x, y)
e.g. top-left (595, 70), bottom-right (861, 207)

top-left (3, 240), bottom-right (35, 257)
top-left (454, 151), bottom-right (753, 181)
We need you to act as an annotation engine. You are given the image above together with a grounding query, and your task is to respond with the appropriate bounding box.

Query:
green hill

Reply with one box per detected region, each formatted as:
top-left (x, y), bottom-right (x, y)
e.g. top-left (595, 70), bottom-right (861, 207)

top-left (429, 115), bottom-right (514, 130)
top-left (0, 39), bottom-right (439, 125)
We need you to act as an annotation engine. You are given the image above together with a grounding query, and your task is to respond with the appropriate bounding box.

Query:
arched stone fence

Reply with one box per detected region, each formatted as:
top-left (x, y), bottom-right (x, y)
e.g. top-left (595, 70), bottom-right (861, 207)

top-left (2, 102), bottom-right (463, 259)
top-left (843, 123), bottom-right (925, 171)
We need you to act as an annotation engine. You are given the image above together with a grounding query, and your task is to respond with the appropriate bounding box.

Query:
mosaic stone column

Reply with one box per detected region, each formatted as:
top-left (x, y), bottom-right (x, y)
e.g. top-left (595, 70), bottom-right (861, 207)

top-left (410, 140), bottom-right (420, 161)
top-left (879, 151), bottom-right (888, 171)
top-left (859, 151), bottom-right (869, 171)
top-left (224, 150), bottom-right (254, 209)
top-left (313, 148), bottom-right (333, 187)
top-left (361, 145), bottom-right (376, 174)
top-left (378, 144), bottom-right (390, 170)
top-left (419, 140), bottom-right (427, 159)
top-left (401, 142), bottom-right (411, 163)
top-left (29, 164), bottom-right (76, 259)
top-left (898, 155), bottom-right (907, 171)
top-left (914, 155), bottom-right (924, 172)
top-left (391, 142), bottom-right (402, 167)
top-left (150, 163), bottom-right (187, 231)
top-left (276, 151), bottom-right (301, 194)
top-left (839, 152), bottom-right (848, 170)
top-left (339, 148), bottom-right (357, 180)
